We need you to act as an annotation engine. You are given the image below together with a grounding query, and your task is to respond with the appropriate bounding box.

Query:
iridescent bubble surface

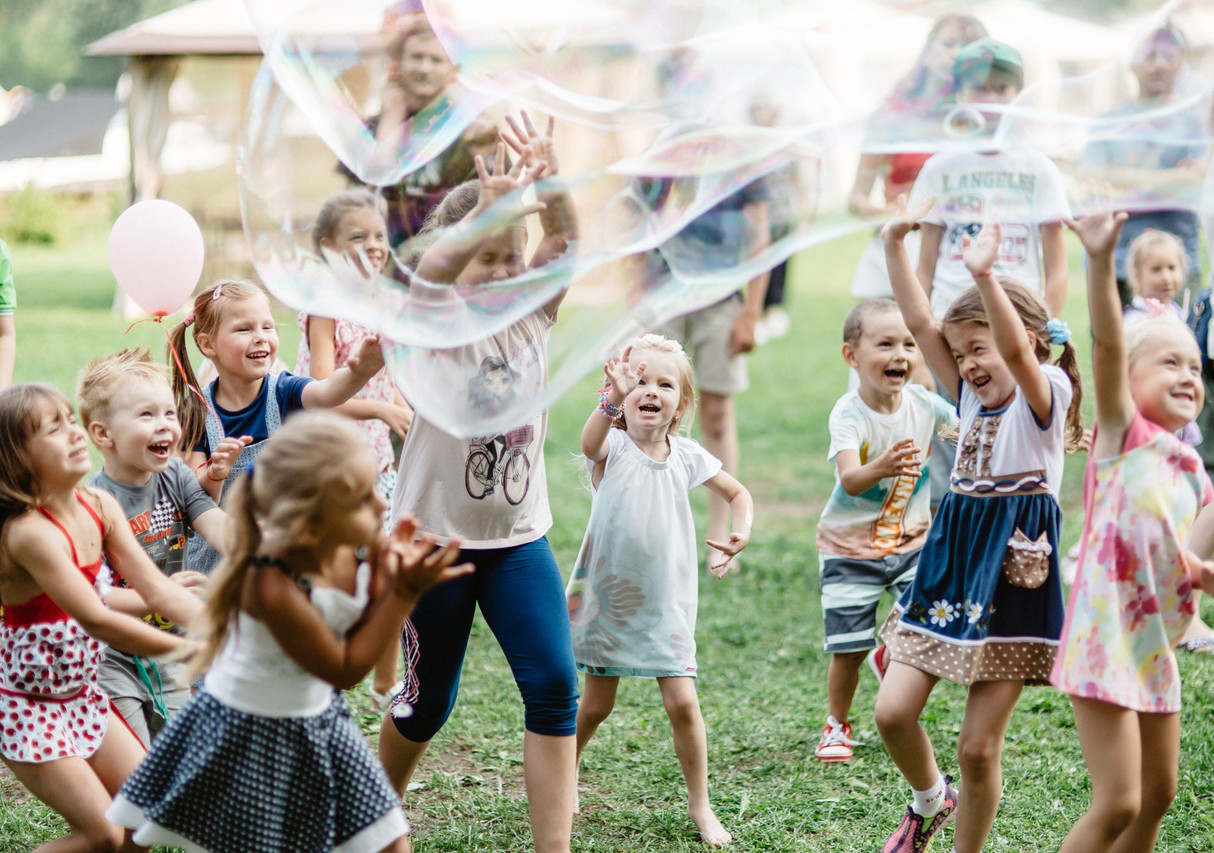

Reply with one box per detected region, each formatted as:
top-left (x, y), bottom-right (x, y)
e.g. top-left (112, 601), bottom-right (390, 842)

top-left (239, 0), bottom-right (1212, 436)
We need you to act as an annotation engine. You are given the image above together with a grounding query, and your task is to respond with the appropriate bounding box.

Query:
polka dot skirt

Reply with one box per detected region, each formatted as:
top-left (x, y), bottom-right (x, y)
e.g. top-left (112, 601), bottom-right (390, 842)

top-left (881, 608), bottom-right (1059, 686)
top-left (0, 619), bottom-right (107, 763)
top-left (110, 690), bottom-right (408, 853)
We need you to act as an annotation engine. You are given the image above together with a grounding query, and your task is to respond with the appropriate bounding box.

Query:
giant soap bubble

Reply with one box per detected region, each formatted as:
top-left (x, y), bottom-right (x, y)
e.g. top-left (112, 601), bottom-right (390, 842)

top-left (239, 0), bottom-right (1214, 436)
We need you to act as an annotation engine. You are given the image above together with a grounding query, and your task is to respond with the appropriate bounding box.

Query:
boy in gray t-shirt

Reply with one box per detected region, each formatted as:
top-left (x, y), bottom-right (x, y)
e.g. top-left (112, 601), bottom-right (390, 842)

top-left (78, 349), bottom-right (226, 745)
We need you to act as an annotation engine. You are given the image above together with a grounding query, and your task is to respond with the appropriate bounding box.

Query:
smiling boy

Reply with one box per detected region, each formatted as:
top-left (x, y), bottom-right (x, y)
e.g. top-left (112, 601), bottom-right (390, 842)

top-left (812, 300), bottom-right (956, 762)
top-left (77, 348), bottom-right (227, 746)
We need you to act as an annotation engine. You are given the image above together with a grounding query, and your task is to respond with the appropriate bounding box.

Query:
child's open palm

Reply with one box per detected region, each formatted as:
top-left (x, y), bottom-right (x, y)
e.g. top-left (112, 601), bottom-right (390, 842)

top-left (604, 349), bottom-right (644, 403)
top-left (880, 193), bottom-right (936, 245)
top-left (872, 437), bottom-right (922, 480)
top-left (347, 335), bottom-right (385, 379)
top-left (378, 517), bottom-right (472, 599)
top-left (962, 222), bottom-right (1001, 276)
top-left (1065, 210), bottom-right (1127, 257)
top-left (208, 434), bottom-right (253, 481)
top-left (502, 111), bottom-right (558, 178)
top-left (706, 532), bottom-right (748, 579)
top-left (475, 143), bottom-right (548, 213)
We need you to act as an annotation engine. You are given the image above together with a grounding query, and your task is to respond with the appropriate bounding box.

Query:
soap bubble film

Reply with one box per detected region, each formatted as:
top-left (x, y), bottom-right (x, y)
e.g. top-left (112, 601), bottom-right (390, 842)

top-left (239, 0), bottom-right (1214, 436)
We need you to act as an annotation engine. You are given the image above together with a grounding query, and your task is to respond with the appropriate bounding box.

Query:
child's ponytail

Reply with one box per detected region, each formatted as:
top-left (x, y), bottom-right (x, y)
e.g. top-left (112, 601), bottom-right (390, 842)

top-left (1053, 339), bottom-right (1086, 452)
top-left (167, 313), bottom-right (205, 454)
top-left (167, 279), bottom-right (268, 454)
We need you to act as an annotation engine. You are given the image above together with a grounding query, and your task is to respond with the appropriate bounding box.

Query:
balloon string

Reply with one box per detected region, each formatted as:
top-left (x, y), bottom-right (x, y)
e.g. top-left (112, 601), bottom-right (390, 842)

top-left (131, 315), bottom-right (226, 471)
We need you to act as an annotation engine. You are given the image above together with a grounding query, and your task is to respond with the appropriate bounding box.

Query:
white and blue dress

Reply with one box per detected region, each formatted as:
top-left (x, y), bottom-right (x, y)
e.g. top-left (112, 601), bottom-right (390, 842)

top-left (881, 365), bottom-right (1071, 685)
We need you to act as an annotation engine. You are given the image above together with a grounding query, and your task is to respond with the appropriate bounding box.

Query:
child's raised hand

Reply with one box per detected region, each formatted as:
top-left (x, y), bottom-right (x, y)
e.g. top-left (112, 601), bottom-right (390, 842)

top-left (378, 516), bottom-right (473, 599)
top-left (502, 111), bottom-right (558, 178)
top-left (962, 222), bottom-right (1000, 277)
top-left (880, 193), bottom-right (935, 245)
top-left (603, 349), bottom-right (643, 404)
top-left (208, 435), bottom-right (254, 482)
top-left (347, 335), bottom-right (385, 379)
top-left (474, 143), bottom-right (548, 214)
top-left (705, 532), bottom-right (749, 579)
top-left (1065, 211), bottom-right (1128, 257)
top-left (871, 437), bottom-right (922, 480)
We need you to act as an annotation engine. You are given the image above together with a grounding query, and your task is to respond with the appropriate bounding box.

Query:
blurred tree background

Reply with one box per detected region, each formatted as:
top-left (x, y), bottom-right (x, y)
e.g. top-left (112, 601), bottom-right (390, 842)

top-left (0, 0), bottom-right (1170, 95)
top-left (0, 0), bottom-right (188, 93)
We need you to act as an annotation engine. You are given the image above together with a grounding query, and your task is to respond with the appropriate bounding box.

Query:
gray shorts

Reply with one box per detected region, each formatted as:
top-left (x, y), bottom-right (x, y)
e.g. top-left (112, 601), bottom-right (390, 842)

top-left (99, 649), bottom-right (191, 748)
top-left (654, 296), bottom-right (748, 396)
top-left (819, 550), bottom-right (920, 654)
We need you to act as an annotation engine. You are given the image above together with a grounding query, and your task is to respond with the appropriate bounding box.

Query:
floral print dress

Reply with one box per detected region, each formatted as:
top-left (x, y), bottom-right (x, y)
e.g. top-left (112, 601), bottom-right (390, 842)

top-left (1052, 411), bottom-right (1212, 713)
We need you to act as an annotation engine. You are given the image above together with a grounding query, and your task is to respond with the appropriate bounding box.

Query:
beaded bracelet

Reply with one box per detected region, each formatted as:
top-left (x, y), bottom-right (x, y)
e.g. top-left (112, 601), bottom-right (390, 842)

top-left (598, 391), bottom-right (623, 421)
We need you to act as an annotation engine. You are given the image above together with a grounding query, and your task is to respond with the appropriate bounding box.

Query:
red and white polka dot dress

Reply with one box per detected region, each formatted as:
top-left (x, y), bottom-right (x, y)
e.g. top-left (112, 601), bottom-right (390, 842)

top-left (0, 494), bottom-right (112, 764)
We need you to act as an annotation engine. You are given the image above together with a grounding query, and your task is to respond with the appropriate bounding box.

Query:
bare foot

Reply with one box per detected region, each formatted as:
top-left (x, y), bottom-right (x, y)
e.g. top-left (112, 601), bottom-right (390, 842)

top-left (689, 806), bottom-right (731, 847)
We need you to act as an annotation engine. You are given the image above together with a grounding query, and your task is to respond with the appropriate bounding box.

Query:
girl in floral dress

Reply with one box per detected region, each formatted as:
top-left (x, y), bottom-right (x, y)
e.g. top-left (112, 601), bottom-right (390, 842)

top-left (876, 206), bottom-right (1084, 853)
top-left (1052, 212), bottom-right (1212, 852)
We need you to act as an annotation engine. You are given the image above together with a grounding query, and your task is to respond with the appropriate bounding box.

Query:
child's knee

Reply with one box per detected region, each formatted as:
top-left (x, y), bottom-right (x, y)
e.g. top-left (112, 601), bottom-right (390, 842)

top-left (393, 693), bottom-right (457, 743)
top-left (520, 669), bottom-right (579, 736)
top-left (874, 692), bottom-right (916, 738)
top-left (661, 692), bottom-right (702, 727)
top-left (578, 695), bottom-right (615, 727)
top-left (955, 732), bottom-right (1002, 776)
top-left (1140, 773), bottom-right (1178, 818)
top-left (831, 651), bottom-right (869, 673)
top-left (1093, 797), bottom-right (1139, 837)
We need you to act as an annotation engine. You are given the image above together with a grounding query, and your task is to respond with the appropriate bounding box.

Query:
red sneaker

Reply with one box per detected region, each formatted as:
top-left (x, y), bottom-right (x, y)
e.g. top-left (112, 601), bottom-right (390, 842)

top-left (868, 644), bottom-right (890, 682)
top-left (814, 716), bottom-right (858, 763)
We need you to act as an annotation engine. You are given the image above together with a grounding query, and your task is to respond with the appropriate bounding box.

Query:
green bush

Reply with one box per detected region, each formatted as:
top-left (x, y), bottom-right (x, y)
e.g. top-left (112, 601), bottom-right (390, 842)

top-left (0, 184), bottom-right (62, 244)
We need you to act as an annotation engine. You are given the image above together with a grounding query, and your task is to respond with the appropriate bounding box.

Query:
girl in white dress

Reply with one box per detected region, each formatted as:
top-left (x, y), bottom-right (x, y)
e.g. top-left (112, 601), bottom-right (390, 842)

top-left (109, 413), bottom-right (470, 853)
top-left (566, 334), bottom-right (753, 847)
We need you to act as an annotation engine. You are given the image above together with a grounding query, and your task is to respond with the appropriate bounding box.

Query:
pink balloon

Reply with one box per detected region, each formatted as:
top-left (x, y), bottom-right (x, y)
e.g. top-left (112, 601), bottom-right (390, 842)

top-left (109, 200), bottom-right (205, 316)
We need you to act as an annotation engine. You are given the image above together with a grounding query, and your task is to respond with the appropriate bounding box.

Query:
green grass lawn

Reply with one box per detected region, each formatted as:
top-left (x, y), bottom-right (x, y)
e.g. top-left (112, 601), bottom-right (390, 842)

top-left (2, 230), bottom-right (1214, 852)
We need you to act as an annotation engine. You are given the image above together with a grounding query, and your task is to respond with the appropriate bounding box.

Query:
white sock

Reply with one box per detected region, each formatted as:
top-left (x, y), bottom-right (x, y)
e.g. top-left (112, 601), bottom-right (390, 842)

top-left (911, 775), bottom-right (946, 817)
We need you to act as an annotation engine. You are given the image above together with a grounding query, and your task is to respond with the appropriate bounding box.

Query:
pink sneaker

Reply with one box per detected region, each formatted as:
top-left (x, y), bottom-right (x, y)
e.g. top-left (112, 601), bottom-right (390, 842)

top-left (880, 775), bottom-right (958, 853)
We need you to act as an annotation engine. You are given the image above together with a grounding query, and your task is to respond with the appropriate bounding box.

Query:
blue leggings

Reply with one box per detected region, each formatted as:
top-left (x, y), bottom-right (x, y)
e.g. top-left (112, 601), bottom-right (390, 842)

top-left (392, 537), bottom-right (579, 741)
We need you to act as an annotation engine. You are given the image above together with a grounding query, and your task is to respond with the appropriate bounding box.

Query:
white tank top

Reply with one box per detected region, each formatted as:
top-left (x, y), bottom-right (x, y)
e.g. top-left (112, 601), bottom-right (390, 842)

top-left (204, 563), bottom-right (371, 717)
